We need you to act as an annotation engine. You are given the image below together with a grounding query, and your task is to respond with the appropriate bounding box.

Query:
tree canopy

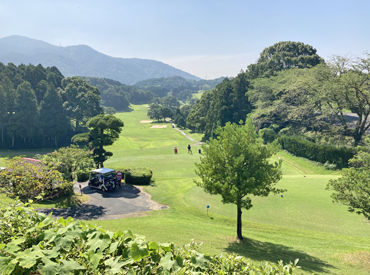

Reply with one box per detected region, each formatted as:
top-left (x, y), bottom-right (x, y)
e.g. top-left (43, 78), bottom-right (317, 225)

top-left (86, 114), bottom-right (124, 168)
top-left (247, 41), bottom-right (323, 78)
top-left (327, 137), bottom-right (370, 219)
top-left (195, 119), bottom-right (283, 240)
top-left (0, 63), bottom-right (103, 148)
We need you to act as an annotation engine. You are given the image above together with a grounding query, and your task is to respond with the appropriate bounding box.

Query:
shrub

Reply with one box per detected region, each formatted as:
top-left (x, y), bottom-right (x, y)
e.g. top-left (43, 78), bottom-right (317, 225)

top-left (42, 146), bottom-right (95, 182)
top-left (0, 201), bottom-right (298, 274)
top-left (124, 168), bottom-right (153, 185)
top-left (0, 157), bottom-right (73, 201)
top-left (278, 135), bottom-right (355, 168)
top-left (259, 128), bottom-right (277, 144)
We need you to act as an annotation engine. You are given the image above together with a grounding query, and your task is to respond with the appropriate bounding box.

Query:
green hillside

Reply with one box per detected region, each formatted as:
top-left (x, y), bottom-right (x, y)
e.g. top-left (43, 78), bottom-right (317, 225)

top-left (0, 105), bottom-right (368, 274)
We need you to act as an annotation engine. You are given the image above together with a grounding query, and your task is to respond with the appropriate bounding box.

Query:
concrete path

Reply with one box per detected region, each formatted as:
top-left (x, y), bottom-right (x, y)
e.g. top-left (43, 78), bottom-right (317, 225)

top-left (173, 125), bottom-right (204, 145)
top-left (39, 182), bottom-right (167, 220)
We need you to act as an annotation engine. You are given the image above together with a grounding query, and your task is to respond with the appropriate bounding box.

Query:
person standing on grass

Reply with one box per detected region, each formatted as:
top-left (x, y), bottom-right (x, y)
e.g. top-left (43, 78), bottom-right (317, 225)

top-left (187, 144), bottom-right (192, 154)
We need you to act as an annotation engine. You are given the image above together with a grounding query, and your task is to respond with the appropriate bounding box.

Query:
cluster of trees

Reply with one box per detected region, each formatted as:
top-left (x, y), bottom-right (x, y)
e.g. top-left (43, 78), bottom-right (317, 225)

top-left (85, 76), bottom-right (224, 114)
top-left (187, 73), bottom-right (252, 140)
top-left (0, 63), bottom-right (103, 149)
top-left (182, 41), bottom-right (369, 147)
top-left (147, 95), bottom-right (180, 121)
top-left (135, 76), bottom-right (224, 101)
top-left (249, 56), bottom-right (369, 146)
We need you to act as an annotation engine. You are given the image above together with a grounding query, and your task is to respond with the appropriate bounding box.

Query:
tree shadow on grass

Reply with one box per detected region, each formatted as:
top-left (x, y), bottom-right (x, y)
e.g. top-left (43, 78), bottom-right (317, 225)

top-left (225, 238), bottom-right (334, 273)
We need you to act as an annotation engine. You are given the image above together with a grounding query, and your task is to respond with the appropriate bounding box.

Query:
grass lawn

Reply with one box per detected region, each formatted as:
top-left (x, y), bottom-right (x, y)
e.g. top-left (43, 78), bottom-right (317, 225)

top-left (1, 104), bottom-right (369, 274)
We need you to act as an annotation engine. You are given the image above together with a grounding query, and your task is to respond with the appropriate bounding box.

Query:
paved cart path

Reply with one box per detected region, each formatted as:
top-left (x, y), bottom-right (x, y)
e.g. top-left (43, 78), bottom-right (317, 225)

top-left (39, 182), bottom-right (167, 220)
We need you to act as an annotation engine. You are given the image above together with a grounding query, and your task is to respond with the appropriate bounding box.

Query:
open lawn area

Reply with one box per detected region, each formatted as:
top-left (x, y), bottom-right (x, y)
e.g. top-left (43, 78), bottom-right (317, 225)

top-left (1, 104), bottom-right (369, 274)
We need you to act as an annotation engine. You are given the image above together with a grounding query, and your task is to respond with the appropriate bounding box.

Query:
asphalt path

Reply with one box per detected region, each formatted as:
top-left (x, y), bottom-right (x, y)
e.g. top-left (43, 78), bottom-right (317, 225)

top-left (39, 181), bottom-right (167, 220)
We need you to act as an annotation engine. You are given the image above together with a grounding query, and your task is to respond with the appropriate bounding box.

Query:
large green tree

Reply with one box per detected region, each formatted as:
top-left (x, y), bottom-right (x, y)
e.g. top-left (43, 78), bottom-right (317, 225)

top-left (247, 41), bottom-right (323, 78)
top-left (195, 119), bottom-right (283, 240)
top-left (60, 77), bottom-right (103, 130)
top-left (327, 137), bottom-right (370, 219)
top-left (39, 86), bottom-right (70, 147)
top-left (87, 114), bottom-right (124, 168)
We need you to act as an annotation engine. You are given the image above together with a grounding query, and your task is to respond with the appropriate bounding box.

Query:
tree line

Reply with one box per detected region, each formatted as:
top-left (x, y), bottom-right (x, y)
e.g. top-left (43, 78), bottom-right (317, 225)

top-left (175, 41), bottom-right (369, 147)
top-left (0, 63), bottom-right (102, 148)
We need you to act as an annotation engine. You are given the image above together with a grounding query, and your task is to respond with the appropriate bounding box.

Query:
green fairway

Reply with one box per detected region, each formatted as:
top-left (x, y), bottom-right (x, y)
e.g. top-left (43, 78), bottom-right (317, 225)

top-left (1, 105), bottom-right (369, 274)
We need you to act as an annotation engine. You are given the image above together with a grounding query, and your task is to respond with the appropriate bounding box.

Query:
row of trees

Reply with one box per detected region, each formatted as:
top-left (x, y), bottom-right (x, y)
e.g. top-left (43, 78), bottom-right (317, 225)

top-left (0, 63), bottom-right (102, 148)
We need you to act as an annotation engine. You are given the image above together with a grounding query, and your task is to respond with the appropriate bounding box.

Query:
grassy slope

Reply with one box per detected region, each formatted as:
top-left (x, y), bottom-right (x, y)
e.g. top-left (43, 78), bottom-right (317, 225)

top-left (0, 105), bottom-right (368, 274)
top-left (90, 105), bottom-right (369, 274)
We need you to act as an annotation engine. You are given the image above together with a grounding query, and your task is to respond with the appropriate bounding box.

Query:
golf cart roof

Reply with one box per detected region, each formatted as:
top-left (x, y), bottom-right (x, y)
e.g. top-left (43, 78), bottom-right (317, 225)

top-left (91, 168), bottom-right (115, 174)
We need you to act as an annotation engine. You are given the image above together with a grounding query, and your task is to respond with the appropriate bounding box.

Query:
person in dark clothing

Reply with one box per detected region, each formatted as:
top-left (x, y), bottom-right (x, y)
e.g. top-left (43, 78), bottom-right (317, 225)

top-left (187, 144), bottom-right (192, 154)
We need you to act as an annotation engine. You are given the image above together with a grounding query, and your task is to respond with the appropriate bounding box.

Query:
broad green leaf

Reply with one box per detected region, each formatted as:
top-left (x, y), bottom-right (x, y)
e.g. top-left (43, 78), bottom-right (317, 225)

top-left (104, 257), bottom-right (125, 274)
top-left (59, 259), bottom-right (85, 272)
top-left (159, 252), bottom-right (175, 271)
top-left (129, 240), bottom-right (149, 262)
top-left (109, 241), bottom-right (119, 254)
top-left (88, 250), bottom-right (103, 269)
top-left (160, 242), bottom-right (173, 252)
top-left (148, 241), bottom-right (159, 250)
top-left (0, 256), bottom-right (16, 275)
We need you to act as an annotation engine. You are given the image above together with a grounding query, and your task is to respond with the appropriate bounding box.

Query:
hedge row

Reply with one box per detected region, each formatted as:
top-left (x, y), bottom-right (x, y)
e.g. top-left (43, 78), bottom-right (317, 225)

top-left (278, 135), bottom-right (355, 168)
top-left (0, 202), bottom-right (298, 274)
top-left (120, 168), bottom-right (153, 185)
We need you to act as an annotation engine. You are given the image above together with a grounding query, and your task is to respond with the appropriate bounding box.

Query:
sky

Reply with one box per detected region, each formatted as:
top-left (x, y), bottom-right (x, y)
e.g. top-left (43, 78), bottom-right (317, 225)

top-left (0, 0), bottom-right (369, 79)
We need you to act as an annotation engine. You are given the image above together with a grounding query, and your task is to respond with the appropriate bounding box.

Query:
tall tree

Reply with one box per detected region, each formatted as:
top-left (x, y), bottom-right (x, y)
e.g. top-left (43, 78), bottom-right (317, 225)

top-left (10, 81), bottom-right (39, 147)
top-left (60, 77), bottom-right (103, 130)
top-left (301, 56), bottom-right (369, 145)
top-left (87, 114), bottom-right (124, 168)
top-left (195, 119), bottom-right (283, 240)
top-left (247, 41), bottom-right (323, 78)
top-left (39, 86), bottom-right (70, 147)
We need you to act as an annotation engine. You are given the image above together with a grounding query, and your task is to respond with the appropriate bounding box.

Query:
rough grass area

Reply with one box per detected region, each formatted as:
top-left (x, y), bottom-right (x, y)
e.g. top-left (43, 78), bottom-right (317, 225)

top-left (1, 104), bottom-right (369, 274)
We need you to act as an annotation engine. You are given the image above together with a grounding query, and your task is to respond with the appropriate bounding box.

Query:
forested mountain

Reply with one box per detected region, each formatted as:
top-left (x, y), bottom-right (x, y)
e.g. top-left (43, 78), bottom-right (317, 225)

top-left (0, 63), bottom-right (102, 148)
top-left (0, 35), bottom-right (200, 85)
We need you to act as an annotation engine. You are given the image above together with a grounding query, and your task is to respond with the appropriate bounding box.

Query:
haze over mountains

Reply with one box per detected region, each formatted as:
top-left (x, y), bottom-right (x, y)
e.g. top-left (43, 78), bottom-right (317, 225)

top-left (0, 35), bottom-right (200, 84)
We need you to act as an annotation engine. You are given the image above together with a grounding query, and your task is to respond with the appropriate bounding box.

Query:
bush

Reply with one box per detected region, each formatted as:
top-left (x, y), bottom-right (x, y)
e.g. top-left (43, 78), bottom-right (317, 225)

top-left (124, 168), bottom-right (153, 185)
top-left (0, 202), bottom-right (298, 274)
top-left (259, 128), bottom-right (277, 144)
top-left (42, 146), bottom-right (95, 182)
top-left (0, 157), bottom-right (73, 201)
top-left (76, 171), bottom-right (90, 182)
top-left (278, 135), bottom-right (355, 168)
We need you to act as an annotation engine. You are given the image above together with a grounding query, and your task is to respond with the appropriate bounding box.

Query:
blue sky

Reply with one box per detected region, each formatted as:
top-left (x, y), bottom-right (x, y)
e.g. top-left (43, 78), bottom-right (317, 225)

top-left (0, 0), bottom-right (369, 78)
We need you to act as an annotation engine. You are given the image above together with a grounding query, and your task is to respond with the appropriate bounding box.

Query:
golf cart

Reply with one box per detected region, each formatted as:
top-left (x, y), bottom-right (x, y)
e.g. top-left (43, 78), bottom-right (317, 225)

top-left (88, 168), bottom-right (117, 192)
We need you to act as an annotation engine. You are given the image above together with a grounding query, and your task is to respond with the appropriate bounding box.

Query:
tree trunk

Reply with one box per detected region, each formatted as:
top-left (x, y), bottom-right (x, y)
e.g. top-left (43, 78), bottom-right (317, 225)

top-left (237, 205), bottom-right (243, 240)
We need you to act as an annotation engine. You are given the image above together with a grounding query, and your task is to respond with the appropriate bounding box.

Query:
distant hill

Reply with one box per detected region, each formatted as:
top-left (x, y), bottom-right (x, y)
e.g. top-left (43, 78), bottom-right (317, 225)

top-left (84, 76), bottom-right (224, 111)
top-left (134, 76), bottom-right (225, 100)
top-left (0, 35), bottom-right (200, 85)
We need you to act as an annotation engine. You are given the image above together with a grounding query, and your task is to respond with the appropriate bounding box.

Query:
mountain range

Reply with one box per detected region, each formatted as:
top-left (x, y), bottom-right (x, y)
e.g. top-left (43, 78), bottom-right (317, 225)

top-left (0, 35), bottom-right (200, 84)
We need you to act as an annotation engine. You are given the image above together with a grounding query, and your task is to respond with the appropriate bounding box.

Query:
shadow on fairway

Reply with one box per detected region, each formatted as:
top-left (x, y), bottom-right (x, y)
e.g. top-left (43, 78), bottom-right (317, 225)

top-left (225, 238), bottom-right (334, 273)
top-left (39, 204), bottom-right (106, 220)
top-left (82, 184), bottom-right (141, 199)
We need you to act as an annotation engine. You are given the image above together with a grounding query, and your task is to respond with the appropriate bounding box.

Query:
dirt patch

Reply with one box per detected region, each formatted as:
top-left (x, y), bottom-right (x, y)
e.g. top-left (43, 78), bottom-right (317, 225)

top-left (151, 125), bottom-right (167, 128)
top-left (336, 251), bottom-right (370, 269)
top-left (140, 120), bottom-right (153, 123)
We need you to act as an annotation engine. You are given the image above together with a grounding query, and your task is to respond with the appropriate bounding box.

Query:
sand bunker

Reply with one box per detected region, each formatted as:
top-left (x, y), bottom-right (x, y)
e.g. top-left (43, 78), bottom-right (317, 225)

top-left (151, 125), bottom-right (168, 128)
top-left (140, 120), bottom-right (153, 123)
